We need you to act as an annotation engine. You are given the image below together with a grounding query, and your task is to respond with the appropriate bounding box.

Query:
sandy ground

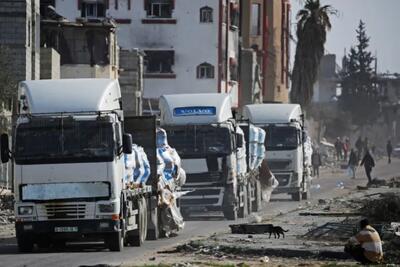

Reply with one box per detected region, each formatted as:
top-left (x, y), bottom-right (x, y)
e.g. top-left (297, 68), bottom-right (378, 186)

top-left (127, 159), bottom-right (400, 267)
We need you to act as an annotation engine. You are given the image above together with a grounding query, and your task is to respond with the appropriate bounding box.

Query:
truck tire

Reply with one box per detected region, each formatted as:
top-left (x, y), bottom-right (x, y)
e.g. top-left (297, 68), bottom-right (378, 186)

top-left (37, 239), bottom-right (51, 249)
top-left (223, 206), bottom-right (238, 221)
top-left (252, 180), bottom-right (263, 212)
top-left (302, 190), bottom-right (310, 200)
top-left (17, 236), bottom-right (34, 253)
top-left (247, 182), bottom-right (253, 215)
top-left (107, 231), bottom-right (123, 252)
top-left (291, 191), bottom-right (302, 201)
top-left (238, 186), bottom-right (248, 218)
top-left (129, 197), bottom-right (147, 246)
top-left (146, 205), bottom-right (159, 240)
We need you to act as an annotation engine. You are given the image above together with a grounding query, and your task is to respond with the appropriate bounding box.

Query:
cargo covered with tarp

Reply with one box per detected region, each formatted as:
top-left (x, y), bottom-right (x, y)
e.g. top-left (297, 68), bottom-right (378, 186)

top-left (123, 116), bottom-right (187, 237)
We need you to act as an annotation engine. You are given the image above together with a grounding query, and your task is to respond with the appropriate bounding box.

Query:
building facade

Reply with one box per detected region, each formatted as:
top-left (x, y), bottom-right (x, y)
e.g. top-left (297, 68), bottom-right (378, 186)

top-left (0, 0), bottom-right (40, 188)
top-left (264, 0), bottom-right (290, 103)
top-left (240, 0), bottom-right (290, 105)
top-left (0, 0), bottom-right (40, 82)
top-left (41, 20), bottom-right (119, 79)
top-left (54, 0), bottom-right (240, 111)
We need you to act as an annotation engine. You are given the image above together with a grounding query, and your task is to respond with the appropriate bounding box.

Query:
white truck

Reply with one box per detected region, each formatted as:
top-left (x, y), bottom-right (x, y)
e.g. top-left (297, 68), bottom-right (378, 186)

top-left (0, 79), bottom-right (171, 252)
top-left (243, 104), bottom-right (312, 201)
top-left (159, 94), bottom-right (267, 220)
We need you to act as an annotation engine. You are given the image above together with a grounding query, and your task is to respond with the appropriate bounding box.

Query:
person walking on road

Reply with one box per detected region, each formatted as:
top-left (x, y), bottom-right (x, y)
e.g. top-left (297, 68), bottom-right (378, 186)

top-left (360, 150), bottom-right (375, 185)
top-left (345, 219), bottom-right (383, 264)
top-left (311, 149), bottom-right (322, 178)
top-left (387, 140), bottom-right (393, 164)
top-left (343, 137), bottom-right (350, 161)
top-left (335, 137), bottom-right (343, 162)
top-left (348, 149), bottom-right (358, 179)
top-left (355, 136), bottom-right (363, 159)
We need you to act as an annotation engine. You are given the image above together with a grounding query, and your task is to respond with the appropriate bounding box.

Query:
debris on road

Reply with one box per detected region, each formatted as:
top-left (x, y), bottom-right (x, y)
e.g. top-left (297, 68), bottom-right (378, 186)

top-left (163, 187), bottom-right (400, 266)
top-left (229, 224), bottom-right (273, 234)
top-left (360, 193), bottom-right (400, 222)
top-left (0, 192), bottom-right (14, 226)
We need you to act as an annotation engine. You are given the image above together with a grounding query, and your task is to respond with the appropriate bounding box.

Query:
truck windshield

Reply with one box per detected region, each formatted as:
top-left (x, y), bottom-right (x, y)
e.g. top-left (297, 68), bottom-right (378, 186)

top-left (264, 126), bottom-right (298, 151)
top-left (165, 125), bottom-right (232, 157)
top-left (21, 182), bottom-right (110, 202)
top-left (15, 118), bottom-right (114, 164)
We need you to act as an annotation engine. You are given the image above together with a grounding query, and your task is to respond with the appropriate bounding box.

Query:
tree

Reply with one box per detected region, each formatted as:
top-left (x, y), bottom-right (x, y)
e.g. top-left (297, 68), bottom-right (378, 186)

top-left (290, 0), bottom-right (336, 107)
top-left (0, 45), bottom-right (17, 133)
top-left (339, 20), bottom-right (378, 126)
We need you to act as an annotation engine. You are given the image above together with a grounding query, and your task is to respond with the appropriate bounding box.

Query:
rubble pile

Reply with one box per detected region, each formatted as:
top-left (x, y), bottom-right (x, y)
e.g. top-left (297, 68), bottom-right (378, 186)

top-left (359, 193), bottom-right (400, 264)
top-left (388, 176), bottom-right (400, 188)
top-left (360, 193), bottom-right (400, 222)
top-left (0, 193), bottom-right (14, 226)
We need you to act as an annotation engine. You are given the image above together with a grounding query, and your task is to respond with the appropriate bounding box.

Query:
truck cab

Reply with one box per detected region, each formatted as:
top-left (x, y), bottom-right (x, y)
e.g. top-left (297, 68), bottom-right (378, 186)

top-left (243, 104), bottom-right (312, 201)
top-left (1, 79), bottom-right (150, 252)
top-left (159, 94), bottom-right (247, 219)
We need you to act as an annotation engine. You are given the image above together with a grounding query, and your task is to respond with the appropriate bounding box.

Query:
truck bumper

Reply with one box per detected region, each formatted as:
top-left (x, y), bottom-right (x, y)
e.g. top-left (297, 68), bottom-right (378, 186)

top-left (15, 220), bottom-right (119, 241)
top-left (273, 186), bottom-right (301, 194)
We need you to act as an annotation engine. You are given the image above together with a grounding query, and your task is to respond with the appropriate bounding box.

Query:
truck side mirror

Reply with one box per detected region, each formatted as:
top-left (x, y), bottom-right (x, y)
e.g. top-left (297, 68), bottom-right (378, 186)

top-left (1, 134), bottom-right (10, 163)
top-left (236, 133), bottom-right (244, 148)
top-left (122, 133), bottom-right (133, 154)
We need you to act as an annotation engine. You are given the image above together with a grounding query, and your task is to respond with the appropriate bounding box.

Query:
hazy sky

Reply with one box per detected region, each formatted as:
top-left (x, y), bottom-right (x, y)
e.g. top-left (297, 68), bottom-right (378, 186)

top-left (291, 0), bottom-right (400, 73)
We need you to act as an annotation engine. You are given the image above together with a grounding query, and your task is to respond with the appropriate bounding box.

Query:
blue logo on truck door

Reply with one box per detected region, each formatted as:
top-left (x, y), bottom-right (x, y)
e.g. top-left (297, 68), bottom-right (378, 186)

top-left (173, 106), bottom-right (216, 116)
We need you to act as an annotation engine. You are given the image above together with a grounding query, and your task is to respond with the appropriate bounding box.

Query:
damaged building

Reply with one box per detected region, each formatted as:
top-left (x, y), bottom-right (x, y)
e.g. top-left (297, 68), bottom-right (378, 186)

top-left (41, 19), bottom-right (119, 79)
top-left (40, 13), bottom-right (144, 115)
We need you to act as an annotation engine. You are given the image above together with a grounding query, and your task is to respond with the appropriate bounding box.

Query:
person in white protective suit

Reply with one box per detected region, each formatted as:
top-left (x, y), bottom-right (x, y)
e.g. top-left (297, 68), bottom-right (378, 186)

top-left (156, 128), bottom-right (186, 237)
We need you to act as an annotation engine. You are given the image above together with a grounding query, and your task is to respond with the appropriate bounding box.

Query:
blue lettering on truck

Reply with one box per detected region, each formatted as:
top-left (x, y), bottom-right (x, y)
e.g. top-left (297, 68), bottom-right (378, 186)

top-left (173, 106), bottom-right (216, 116)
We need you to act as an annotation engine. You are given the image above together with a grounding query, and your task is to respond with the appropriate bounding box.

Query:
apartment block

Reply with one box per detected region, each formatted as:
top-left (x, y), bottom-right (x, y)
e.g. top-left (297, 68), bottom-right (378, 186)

top-left (54, 0), bottom-right (241, 112)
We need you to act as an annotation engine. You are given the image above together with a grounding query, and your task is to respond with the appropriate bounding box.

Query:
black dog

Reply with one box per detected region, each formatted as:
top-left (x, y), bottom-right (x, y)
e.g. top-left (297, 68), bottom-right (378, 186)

top-left (268, 226), bottom-right (289, 239)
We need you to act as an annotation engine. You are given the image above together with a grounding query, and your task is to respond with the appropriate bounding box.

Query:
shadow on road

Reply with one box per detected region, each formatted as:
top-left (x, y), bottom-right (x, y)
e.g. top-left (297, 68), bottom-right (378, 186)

top-left (0, 238), bottom-right (113, 255)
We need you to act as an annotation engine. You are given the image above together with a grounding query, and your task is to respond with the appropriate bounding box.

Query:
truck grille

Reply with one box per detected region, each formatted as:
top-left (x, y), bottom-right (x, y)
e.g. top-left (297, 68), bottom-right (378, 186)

top-left (275, 173), bottom-right (291, 186)
top-left (45, 204), bottom-right (86, 220)
top-left (267, 160), bottom-right (291, 171)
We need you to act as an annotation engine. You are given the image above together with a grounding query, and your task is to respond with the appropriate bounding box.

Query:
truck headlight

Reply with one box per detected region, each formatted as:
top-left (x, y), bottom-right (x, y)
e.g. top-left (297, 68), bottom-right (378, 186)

top-left (18, 206), bottom-right (33, 215)
top-left (98, 203), bottom-right (116, 213)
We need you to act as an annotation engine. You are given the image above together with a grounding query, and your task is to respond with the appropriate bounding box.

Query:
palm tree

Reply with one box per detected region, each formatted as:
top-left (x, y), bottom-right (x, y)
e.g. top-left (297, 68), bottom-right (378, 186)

top-left (290, 0), bottom-right (336, 107)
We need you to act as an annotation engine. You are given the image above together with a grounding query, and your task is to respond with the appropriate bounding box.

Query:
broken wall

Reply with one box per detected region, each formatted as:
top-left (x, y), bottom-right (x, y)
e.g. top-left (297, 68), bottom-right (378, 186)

top-left (40, 47), bottom-right (60, 79)
top-left (41, 22), bottom-right (118, 79)
top-left (119, 49), bottom-right (144, 116)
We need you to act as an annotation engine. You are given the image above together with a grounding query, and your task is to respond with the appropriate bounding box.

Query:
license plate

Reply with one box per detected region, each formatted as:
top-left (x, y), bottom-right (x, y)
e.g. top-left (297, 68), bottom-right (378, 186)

top-left (54, 226), bottom-right (78, 233)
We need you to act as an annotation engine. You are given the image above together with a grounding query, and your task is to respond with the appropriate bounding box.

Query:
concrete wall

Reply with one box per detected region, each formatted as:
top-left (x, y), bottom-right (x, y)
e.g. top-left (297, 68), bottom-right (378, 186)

top-left (40, 48), bottom-right (60, 79)
top-left (313, 54), bottom-right (338, 103)
top-left (54, 0), bottom-right (240, 107)
top-left (119, 49), bottom-right (144, 116)
top-left (60, 65), bottom-right (115, 79)
top-left (240, 49), bottom-right (262, 106)
top-left (0, 0), bottom-right (40, 82)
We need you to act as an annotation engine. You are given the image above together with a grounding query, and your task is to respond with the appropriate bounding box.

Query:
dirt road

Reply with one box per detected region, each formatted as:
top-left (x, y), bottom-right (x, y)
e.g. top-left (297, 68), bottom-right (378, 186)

top-left (0, 158), bottom-right (398, 267)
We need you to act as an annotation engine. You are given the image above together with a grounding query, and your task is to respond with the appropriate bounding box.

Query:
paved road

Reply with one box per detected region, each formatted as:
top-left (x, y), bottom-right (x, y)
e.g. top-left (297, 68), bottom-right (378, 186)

top-left (0, 158), bottom-right (399, 267)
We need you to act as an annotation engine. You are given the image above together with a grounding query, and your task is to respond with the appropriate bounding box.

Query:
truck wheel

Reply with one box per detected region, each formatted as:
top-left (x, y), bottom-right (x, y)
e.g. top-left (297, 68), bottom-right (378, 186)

top-left (302, 190), bottom-right (310, 200)
top-left (247, 182), bottom-right (253, 215)
top-left (238, 186), bottom-right (248, 218)
top-left (146, 205), bottom-right (159, 240)
top-left (17, 236), bottom-right (34, 253)
top-left (291, 191), bottom-right (302, 201)
top-left (252, 180), bottom-right (263, 212)
top-left (130, 197), bottom-right (147, 246)
top-left (223, 206), bottom-right (238, 221)
top-left (37, 239), bottom-right (51, 249)
top-left (107, 231), bottom-right (123, 252)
